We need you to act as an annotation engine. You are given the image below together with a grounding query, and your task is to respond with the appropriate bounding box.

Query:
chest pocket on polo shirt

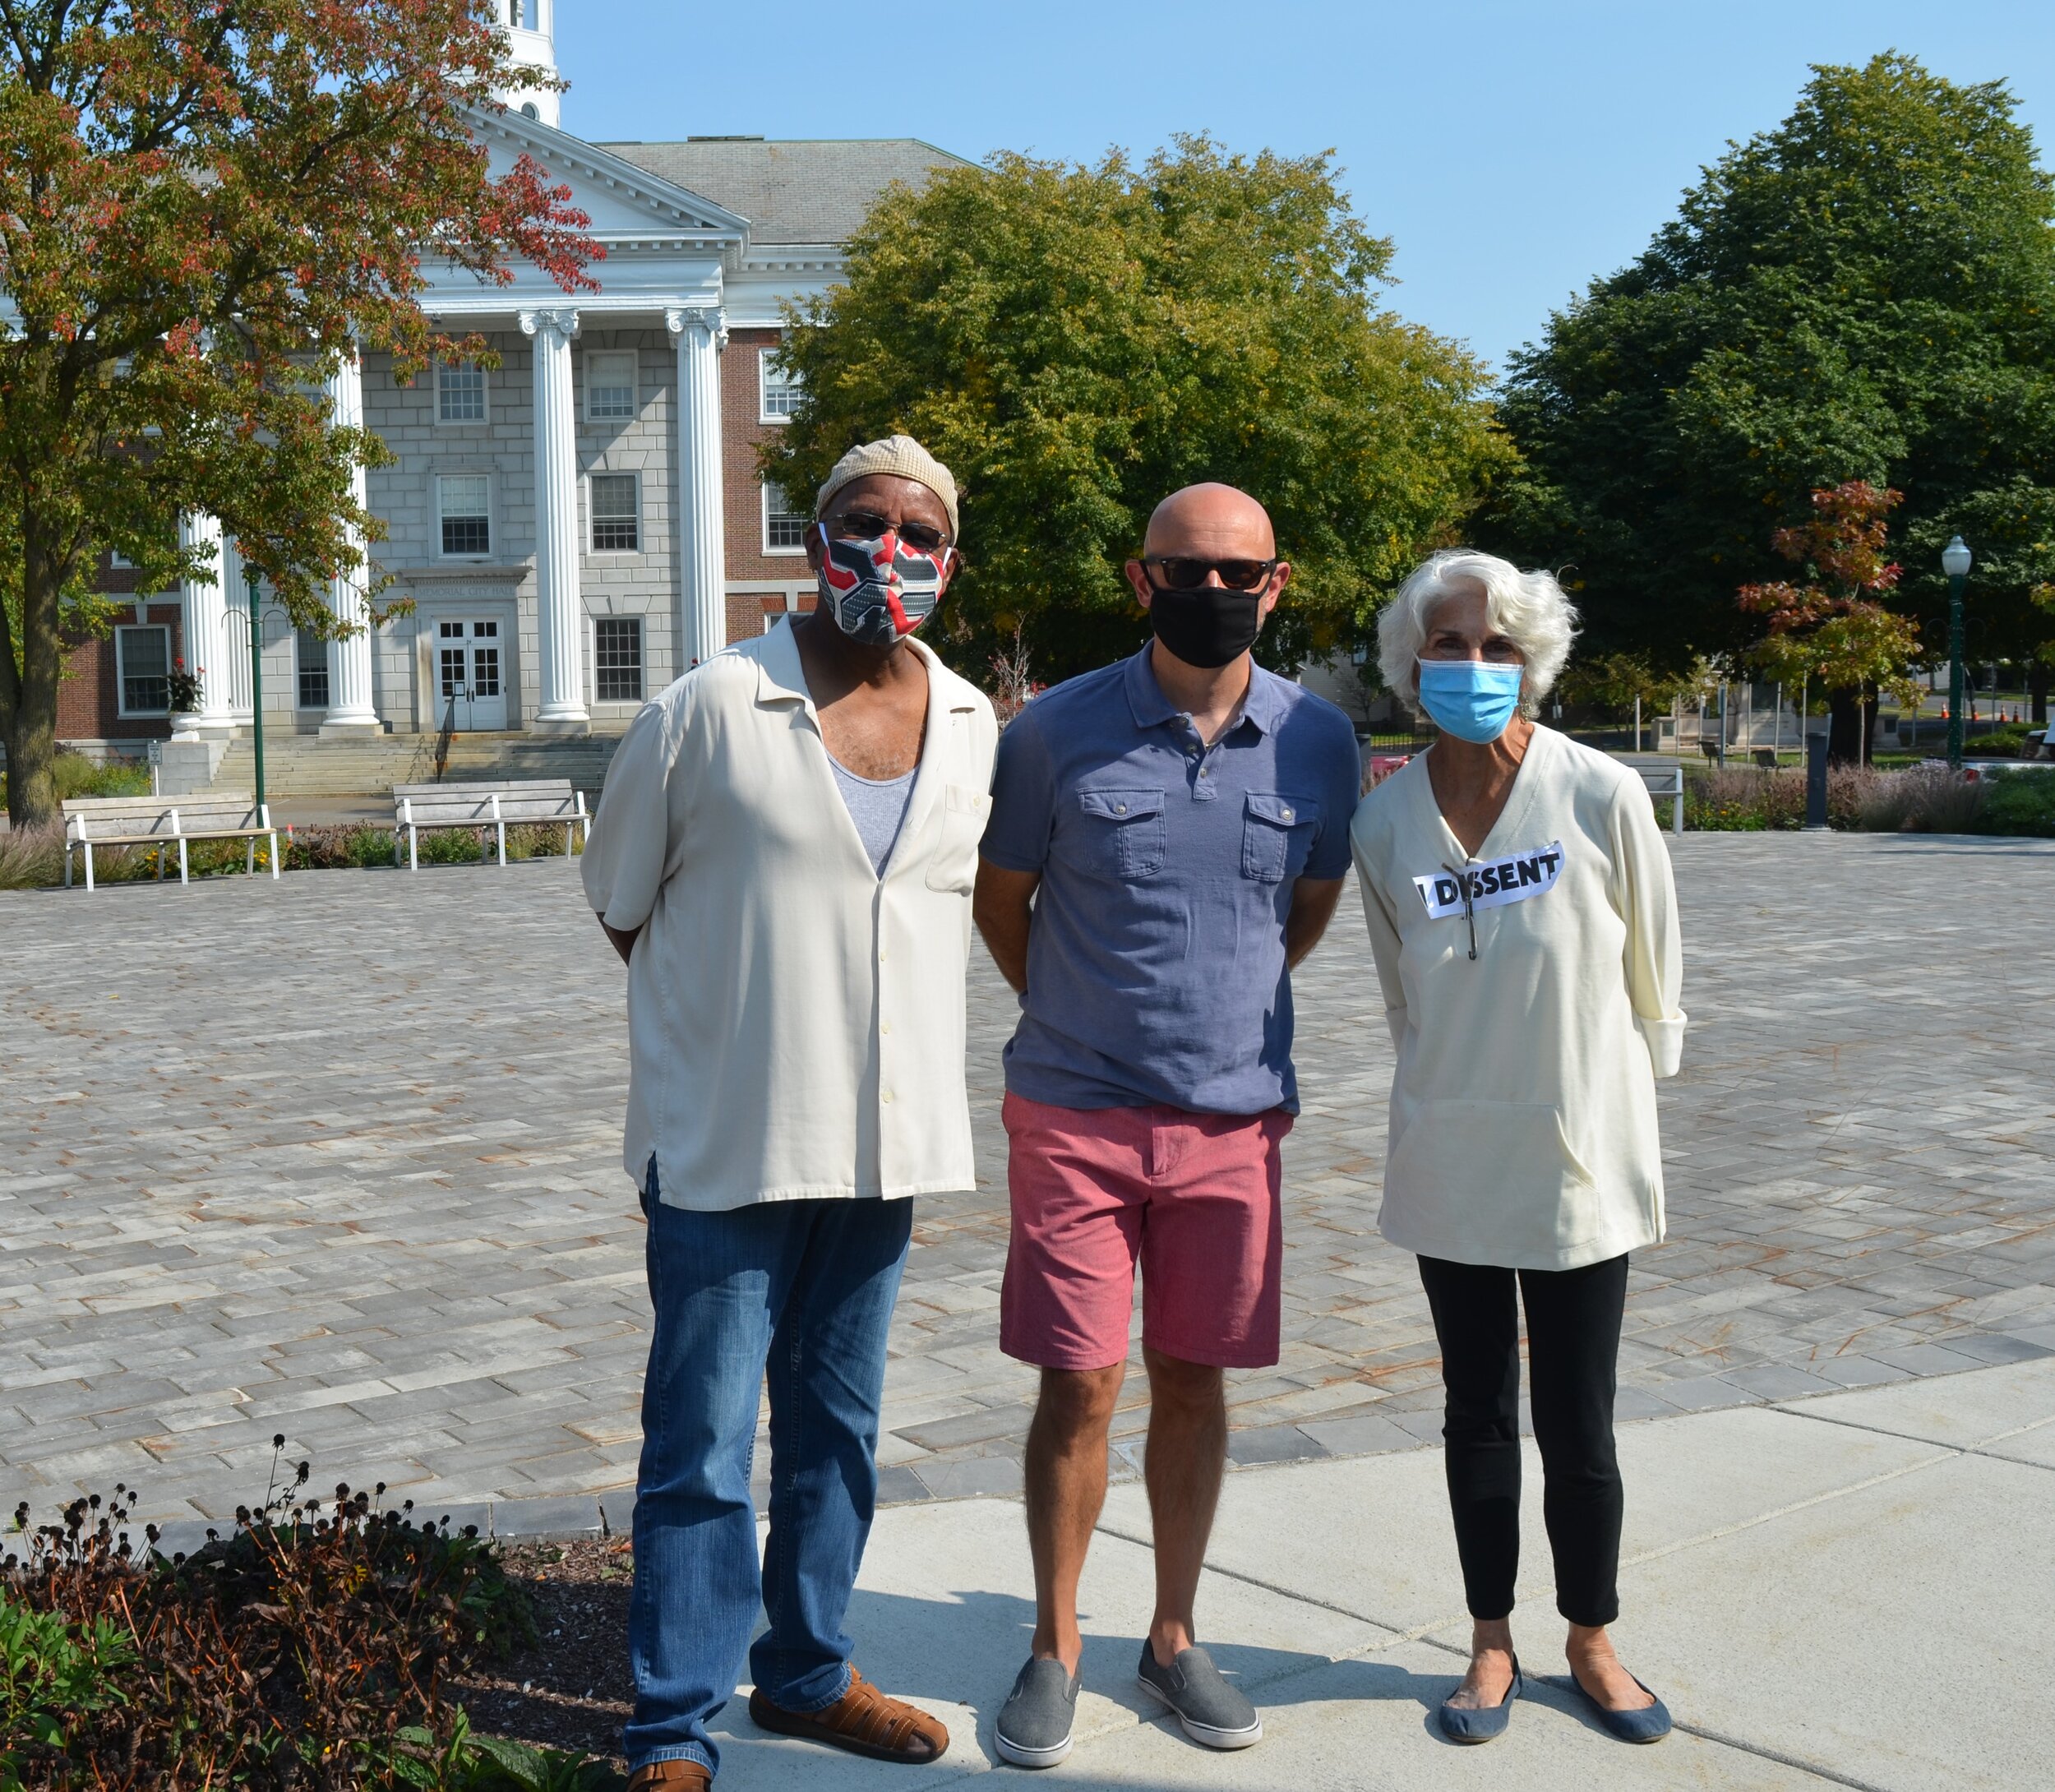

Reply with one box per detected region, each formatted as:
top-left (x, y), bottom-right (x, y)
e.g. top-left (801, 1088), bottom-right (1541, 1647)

top-left (1242, 792), bottom-right (1319, 884)
top-left (923, 784), bottom-right (989, 894)
top-left (1076, 787), bottom-right (1167, 880)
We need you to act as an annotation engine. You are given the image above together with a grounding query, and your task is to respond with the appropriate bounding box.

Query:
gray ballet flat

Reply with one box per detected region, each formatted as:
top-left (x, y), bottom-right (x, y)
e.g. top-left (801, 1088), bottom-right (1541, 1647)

top-left (1437, 1656), bottom-right (1522, 1744)
top-left (1571, 1670), bottom-right (1672, 1743)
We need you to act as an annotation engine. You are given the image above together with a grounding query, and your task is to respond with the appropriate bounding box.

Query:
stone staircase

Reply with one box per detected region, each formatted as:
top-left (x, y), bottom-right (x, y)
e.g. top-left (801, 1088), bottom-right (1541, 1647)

top-left (211, 731), bottom-right (624, 797)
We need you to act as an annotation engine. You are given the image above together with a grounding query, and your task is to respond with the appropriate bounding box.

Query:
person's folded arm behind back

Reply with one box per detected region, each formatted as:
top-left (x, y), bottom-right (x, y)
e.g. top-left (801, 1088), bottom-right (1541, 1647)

top-left (583, 695), bottom-right (685, 965)
top-left (1609, 778), bottom-right (1686, 1078)
top-left (974, 704), bottom-right (1058, 995)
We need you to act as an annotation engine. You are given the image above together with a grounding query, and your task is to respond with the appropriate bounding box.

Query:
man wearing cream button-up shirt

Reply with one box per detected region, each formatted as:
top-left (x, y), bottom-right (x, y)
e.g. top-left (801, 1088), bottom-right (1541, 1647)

top-left (582, 436), bottom-right (996, 1792)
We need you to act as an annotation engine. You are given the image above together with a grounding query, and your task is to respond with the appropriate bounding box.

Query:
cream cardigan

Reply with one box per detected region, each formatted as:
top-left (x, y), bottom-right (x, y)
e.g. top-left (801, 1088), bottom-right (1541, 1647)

top-left (1348, 727), bottom-right (1685, 1271)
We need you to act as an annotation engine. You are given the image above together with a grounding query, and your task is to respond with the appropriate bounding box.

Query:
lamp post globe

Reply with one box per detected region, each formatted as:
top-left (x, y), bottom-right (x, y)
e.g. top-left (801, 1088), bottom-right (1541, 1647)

top-left (1943, 535), bottom-right (1971, 770)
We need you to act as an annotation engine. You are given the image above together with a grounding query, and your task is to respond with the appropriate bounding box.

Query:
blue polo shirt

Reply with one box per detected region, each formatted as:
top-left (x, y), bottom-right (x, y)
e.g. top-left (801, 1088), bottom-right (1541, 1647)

top-left (980, 645), bottom-right (1361, 1115)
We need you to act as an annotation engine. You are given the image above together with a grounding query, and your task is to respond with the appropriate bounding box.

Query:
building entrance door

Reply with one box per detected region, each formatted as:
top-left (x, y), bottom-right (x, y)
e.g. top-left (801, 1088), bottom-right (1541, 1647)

top-left (435, 618), bottom-right (507, 730)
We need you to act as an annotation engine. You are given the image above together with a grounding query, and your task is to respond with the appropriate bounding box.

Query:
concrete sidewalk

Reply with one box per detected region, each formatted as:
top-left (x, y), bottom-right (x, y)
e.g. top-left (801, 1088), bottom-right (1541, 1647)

top-left (704, 1356), bottom-right (2054, 1792)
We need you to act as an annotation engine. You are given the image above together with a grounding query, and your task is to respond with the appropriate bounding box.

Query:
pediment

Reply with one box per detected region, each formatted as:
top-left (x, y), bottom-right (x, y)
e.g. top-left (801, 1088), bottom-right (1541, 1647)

top-left (464, 104), bottom-right (750, 247)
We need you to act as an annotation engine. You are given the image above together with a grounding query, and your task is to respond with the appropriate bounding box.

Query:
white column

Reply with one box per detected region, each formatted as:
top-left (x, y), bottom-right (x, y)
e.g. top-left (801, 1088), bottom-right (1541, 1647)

top-left (176, 512), bottom-right (238, 735)
top-left (320, 345), bottom-right (382, 736)
top-left (667, 304), bottom-right (728, 668)
top-left (219, 537), bottom-right (254, 724)
top-left (520, 306), bottom-right (589, 731)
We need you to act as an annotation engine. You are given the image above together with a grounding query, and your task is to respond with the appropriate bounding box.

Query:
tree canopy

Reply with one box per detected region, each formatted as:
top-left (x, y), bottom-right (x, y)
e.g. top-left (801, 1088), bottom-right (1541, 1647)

top-left (764, 136), bottom-right (1508, 687)
top-left (1484, 53), bottom-right (2055, 703)
top-left (0, 0), bottom-right (596, 824)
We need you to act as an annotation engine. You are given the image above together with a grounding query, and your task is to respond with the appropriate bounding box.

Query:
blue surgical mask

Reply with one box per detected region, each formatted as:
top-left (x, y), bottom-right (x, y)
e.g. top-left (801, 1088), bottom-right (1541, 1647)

top-left (1416, 659), bottom-right (1524, 743)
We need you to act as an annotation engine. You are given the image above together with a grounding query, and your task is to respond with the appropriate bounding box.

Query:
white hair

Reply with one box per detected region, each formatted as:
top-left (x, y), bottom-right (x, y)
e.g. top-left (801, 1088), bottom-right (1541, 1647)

top-left (1377, 549), bottom-right (1579, 722)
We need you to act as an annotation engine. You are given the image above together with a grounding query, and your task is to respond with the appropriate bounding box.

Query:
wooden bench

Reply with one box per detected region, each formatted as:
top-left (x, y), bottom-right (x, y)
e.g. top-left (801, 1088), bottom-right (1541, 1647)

top-left (390, 778), bottom-right (589, 871)
top-left (62, 793), bottom-right (279, 891)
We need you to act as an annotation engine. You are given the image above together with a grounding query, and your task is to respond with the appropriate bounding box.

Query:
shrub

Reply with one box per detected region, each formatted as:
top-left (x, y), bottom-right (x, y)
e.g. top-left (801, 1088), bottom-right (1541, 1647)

top-left (0, 1447), bottom-right (603, 1792)
top-left (1683, 765), bottom-right (1872, 830)
top-left (1684, 767), bottom-right (1804, 831)
top-left (0, 820), bottom-right (583, 891)
top-left (0, 749), bottom-right (150, 812)
top-left (1979, 768), bottom-right (2055, 837)
top-left (1856, 764), bottom-right (1991, 834)
top-left (1963, 722), bottom-right (2033, 758)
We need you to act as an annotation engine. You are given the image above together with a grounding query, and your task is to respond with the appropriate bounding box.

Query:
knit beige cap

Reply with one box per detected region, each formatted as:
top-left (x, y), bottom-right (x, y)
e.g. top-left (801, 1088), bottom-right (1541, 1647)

top-left (815, 434), bottom-right (961, 542)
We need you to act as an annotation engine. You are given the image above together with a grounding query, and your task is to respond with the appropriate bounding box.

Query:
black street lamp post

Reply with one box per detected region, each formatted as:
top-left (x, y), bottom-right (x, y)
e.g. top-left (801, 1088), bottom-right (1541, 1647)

top-left (1942, 534), bottom-right (1972, 770)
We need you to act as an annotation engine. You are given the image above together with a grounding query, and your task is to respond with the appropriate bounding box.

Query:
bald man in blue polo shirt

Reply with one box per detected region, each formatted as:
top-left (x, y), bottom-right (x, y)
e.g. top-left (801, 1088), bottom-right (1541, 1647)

top-left (973, 483), bottom-right (1362, 1765)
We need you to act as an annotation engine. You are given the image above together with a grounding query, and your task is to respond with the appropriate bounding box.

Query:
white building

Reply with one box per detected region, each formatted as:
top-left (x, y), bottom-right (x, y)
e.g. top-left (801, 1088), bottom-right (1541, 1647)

top-left (82, 3), bottom-right (964, 750)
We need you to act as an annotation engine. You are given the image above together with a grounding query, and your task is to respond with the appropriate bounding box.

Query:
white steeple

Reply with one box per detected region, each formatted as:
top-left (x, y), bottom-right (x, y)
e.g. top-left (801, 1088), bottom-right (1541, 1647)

top-left (493, 0), bottom-right (560, 129)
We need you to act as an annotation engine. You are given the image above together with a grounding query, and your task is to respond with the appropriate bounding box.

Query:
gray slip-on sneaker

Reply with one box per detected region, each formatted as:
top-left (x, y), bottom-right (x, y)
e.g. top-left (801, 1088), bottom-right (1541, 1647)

top-left (1135, 1642), bottom-right (1263, 1750)
top-left (995, 1656), bottom-right (1081, 1769)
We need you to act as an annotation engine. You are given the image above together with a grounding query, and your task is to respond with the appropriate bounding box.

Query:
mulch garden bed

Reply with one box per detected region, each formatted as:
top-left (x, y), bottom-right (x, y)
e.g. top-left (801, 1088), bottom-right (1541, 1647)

top-left (453, 1540), bottom-right (639, 1769)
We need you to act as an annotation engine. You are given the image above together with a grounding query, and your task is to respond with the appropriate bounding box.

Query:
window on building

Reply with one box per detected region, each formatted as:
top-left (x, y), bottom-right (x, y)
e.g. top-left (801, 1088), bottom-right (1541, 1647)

top-left (437, 361), bottom-right (487, 424)
top-left (438, 474), bottom-right (492, 557)
top-left (296, 628), bottom-right (330, 710)
top-left (759, 349), bottom-right (803, 422)
top-left (116, 625), bottom-right (171, 715)
top-left (585, 350), bottom-right (637, 422)
top-left (595, 617), bottom-right (644, 703)
top-left (764, 480), bottom-right (808, 553)
top-left (589, 473), bottom-right (640, 552)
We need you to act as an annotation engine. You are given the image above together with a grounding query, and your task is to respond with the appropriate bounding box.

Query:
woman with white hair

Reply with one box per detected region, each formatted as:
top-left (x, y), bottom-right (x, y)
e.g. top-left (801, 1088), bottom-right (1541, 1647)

top-left (1348, 550), bottom-right (1684, 1746)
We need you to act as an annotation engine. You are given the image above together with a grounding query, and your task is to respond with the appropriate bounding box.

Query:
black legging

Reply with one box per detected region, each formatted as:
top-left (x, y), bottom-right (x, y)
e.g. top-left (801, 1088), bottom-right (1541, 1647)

top-left (1416, 1252), bottom-right (1629, 1628)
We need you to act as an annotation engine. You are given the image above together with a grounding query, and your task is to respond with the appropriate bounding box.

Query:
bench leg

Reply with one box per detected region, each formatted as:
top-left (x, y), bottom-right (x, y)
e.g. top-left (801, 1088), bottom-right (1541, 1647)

top-left (64, 843), bottom-right (72, 889)
top-left (247, 838), bottom-right (255, 876)
top-left (156, 843), bottom-right (164, 882)
top-left (269, 830), bottom-right (280, 880)
top-left (84, 843), bottom-right (95, 892)
top-left (1674, 791), bottom-right (1684, 836)
top-left (495, 820), bottom-right (506, 867)
top-left (409, 825), bottom-right (418, 873)
top-left (177, 838), bottom-right (189, 886)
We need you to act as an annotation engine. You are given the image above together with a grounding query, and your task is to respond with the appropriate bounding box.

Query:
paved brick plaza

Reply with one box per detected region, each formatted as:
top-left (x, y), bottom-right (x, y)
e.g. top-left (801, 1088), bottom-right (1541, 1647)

top-left (2, 832), bottom-right (2052, 1526)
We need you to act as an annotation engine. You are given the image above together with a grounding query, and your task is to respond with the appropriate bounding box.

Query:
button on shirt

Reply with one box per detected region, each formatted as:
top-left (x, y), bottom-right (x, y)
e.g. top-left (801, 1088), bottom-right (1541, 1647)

top-left (581, 622), bottom-right (999, 1210)
top-left (979, 645), bottom-right (1361, 1115)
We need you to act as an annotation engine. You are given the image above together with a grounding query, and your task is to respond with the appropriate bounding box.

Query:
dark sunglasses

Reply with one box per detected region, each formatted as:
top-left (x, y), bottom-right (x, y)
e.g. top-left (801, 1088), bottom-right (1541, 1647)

top-left (829, 508), bottom-right (951, 555)
top-left (1143, 556), bottom-right (1277, 592)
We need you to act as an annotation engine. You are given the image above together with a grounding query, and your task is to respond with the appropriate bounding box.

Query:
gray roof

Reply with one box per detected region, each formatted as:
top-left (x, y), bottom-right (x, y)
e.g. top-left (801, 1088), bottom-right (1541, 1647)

top-left (595, 137), bottom-right (972, 245)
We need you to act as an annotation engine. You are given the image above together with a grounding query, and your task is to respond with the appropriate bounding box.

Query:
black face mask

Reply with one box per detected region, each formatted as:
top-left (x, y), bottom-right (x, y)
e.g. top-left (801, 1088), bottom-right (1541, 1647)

top-left (1146, 584), bottom-right (1264, 669)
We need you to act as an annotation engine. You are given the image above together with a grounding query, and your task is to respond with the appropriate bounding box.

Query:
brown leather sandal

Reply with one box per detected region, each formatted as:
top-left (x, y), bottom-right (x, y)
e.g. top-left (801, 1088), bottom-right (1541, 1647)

top-left (748, 1665), bottom-right (950, 1764)
top-left (626, 1761), bottom-right (711, 1792)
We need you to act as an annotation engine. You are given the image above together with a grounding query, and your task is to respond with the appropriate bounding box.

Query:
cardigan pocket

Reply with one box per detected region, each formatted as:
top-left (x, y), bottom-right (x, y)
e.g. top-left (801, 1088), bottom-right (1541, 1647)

top-left (1386, 1098), bottom-right (1602, 1263)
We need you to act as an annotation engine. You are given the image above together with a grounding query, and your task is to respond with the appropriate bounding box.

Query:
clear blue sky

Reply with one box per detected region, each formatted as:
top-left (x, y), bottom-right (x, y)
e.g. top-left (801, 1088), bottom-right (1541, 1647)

top-left (556, 1), bottom-right (2053, 379)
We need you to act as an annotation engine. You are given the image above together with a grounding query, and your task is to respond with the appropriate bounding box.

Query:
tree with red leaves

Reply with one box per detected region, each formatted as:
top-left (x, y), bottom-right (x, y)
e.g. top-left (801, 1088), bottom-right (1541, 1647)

top-left (1738, 482), bottom-right (1923, 764)
top-left (0, 1), bottom-right (598, 825)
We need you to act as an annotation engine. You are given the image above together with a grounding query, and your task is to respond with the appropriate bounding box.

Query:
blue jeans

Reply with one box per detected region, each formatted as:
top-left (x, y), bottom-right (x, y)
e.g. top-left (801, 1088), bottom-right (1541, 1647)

top-left (625, 1170), bottom-right (913, 1776)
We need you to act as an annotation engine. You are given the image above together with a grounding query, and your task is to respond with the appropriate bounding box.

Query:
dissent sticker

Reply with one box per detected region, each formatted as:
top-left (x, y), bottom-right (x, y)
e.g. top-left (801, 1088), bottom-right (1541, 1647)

top-left (1413, 843), bottom-right (1565, 921)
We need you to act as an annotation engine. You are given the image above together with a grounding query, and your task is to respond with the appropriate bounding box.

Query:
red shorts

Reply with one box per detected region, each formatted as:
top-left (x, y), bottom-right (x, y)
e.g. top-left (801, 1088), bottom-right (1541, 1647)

top-left (999, 1092), bottom-right (1291, 1372)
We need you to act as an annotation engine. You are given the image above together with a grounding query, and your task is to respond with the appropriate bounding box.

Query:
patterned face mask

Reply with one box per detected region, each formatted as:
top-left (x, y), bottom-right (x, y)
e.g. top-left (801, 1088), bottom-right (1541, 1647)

top-left (815, 530), bottom-right (951, 646)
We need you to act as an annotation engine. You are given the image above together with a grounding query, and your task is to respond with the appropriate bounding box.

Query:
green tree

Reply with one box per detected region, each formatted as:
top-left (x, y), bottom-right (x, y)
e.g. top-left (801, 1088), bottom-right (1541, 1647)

top-left (1896, 478), bottom-right (2055, 722)
top-left (0, 1), bottom-right (597, 826)
top-left (1485, 53), bottom-right (2055, 704)
top-left (765, 136), bottom-right (1508, 686)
